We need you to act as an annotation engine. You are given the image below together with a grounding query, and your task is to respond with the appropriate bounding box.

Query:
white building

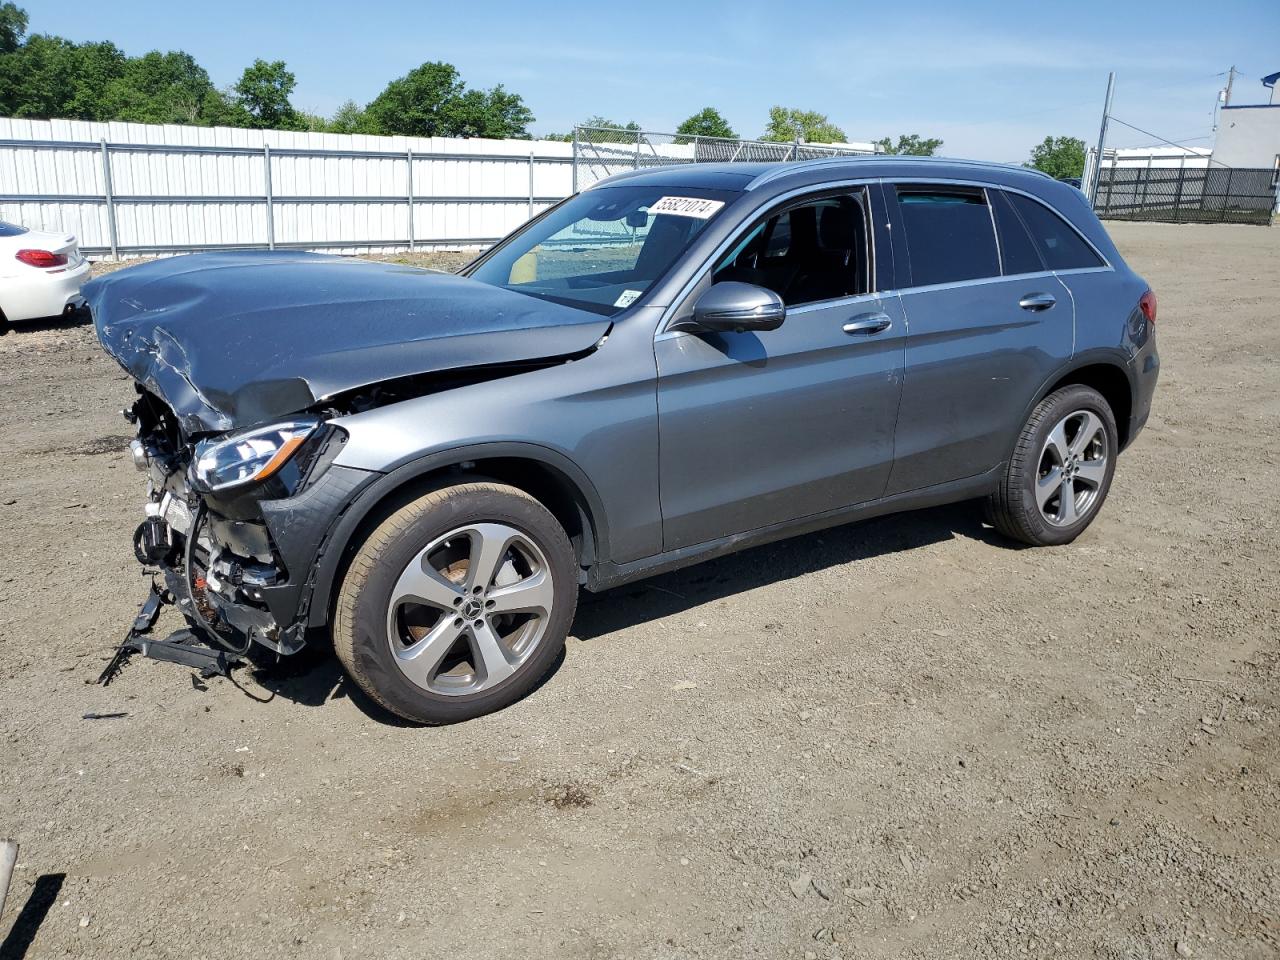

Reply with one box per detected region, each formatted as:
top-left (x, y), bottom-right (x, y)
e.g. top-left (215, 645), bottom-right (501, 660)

top-left (1211, 70), bottom-right (1280, 170)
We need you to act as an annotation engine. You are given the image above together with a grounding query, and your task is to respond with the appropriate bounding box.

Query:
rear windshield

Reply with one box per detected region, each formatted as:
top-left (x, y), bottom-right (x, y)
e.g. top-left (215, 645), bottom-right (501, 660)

top-left (0, 221), bottom-right (28, 237)
top-left (468, 185), bottom-right (734, 316)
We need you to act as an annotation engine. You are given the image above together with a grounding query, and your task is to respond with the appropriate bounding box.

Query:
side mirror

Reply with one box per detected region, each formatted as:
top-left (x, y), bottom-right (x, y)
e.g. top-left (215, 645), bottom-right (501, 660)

top-left (684, 281), bottom-right (785, 333)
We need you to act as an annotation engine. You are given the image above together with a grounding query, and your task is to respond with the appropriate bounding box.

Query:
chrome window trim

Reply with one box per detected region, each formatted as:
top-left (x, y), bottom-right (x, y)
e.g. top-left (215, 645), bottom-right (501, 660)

top-left (986, 187), bottom-right (1005, 277)
top-left (785, 290), bottom-right (884, 316)
top-left (1050, 266), bottom-right (1112, 278)
top-left (658, 178), bottom-right (877, 335)
top-left (894, 272), bottom-right (1048, 297)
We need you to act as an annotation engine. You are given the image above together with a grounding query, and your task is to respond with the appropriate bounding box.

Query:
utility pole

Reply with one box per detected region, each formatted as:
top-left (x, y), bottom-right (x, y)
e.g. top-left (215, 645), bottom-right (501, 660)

top-left (1088, 72), bottom-right (1116, 206)
top-left (1224, 65), bottom-right (1237, 107)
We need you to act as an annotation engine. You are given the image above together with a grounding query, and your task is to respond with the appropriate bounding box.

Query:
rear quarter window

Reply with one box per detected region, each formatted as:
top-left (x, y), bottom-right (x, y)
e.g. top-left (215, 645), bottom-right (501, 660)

top-left (895, 188), bottom-right (1000, 286)
top-left (1006, 193), bottom-right (1104, 270)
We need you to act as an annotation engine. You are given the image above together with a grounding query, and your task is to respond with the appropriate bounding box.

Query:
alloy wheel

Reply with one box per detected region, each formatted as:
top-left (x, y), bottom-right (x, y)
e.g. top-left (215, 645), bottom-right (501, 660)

top-left (385, 522), bottom-right (555, 696)
top-left (1036, 409), bottom-right (1109, 527)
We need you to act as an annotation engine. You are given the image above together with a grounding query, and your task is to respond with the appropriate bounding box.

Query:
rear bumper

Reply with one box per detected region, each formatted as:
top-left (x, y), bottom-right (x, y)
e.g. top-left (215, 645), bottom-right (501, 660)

top-left (1, 258), bottom-right (90, 322)
top-left (1125, 333), bottom-right (1159, 449)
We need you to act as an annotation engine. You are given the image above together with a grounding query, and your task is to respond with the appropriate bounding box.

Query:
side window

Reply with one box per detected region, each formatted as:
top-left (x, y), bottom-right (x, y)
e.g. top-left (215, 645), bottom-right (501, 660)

top-left (1006, 192), bottom-right (1105, 270)
top-left (895, 186), bottom-right (1000, 286)
top-left (713, 192), bottom-right (870, 306)
top-left (991, 189), bottom-right (1046, 276)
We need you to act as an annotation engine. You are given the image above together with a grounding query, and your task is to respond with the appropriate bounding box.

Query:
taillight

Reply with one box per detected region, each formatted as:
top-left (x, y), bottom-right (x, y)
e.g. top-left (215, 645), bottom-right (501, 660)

top-left (16, 249), bottom-right (68, 268)
top-left (1139, 289), bottom-right (1157, 325)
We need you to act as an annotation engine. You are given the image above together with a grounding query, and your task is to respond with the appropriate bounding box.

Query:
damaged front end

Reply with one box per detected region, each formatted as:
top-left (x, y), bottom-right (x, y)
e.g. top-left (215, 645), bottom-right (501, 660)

top-left (108, 388), bottom-right (352, 677)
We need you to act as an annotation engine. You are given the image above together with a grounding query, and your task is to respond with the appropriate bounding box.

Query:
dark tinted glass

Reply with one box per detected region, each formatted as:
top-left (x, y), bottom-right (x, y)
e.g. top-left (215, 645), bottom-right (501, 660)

top-left (0, 221), bottom-right (28, 237)
top-left (991, 190), bottom-right (1045, 275)
top-left (1007, 193), bottom-right (1104, 270)
top-left (896, 188), bottom-right (999, 286)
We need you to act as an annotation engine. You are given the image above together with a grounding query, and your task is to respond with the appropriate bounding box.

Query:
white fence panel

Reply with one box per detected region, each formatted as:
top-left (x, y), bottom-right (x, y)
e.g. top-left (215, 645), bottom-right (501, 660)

top-left (0, 118), bottom-right (577, 258)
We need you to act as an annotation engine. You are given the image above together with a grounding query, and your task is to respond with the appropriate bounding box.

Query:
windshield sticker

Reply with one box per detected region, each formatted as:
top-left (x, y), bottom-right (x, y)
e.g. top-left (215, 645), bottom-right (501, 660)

top-left (614, 289), bottom-right (643, 308)
top-left (648, 196), bottom-right (725, 219)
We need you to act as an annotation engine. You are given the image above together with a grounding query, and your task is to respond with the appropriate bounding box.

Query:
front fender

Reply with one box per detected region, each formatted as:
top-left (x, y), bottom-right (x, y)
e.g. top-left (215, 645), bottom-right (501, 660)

top-left (302, 441), bottom-right (611, 629)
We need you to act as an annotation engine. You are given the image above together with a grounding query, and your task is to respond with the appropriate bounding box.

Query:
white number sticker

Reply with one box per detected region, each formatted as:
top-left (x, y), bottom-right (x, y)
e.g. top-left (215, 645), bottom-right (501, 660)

top-left (614, 289), bottom-right (643, 308)
top-left (648, 196), bottom-right (725, 219)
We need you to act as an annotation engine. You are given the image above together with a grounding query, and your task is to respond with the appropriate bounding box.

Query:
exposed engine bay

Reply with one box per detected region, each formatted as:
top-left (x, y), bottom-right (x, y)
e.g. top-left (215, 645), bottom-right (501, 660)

top-left (123, 387), bottom-right (327, 661)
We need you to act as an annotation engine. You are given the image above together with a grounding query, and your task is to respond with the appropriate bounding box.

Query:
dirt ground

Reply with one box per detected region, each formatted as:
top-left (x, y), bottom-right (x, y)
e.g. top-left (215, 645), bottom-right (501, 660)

top-left (0, 224), bottom-right (1276, 960)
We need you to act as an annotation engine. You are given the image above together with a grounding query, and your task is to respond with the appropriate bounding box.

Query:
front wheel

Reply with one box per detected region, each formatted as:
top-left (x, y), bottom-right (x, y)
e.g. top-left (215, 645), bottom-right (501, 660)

top-left (333, 481), bottom-right (578, 724)
top-left (986, 384), bottom-right (1118, 546)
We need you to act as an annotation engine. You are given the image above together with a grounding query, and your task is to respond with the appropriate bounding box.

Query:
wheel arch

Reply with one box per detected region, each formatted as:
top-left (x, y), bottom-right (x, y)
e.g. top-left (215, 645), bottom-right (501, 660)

top-left (1027, 354), bottom-right (1135, 451)
top-left (307, 442), bottom-right (608, 629)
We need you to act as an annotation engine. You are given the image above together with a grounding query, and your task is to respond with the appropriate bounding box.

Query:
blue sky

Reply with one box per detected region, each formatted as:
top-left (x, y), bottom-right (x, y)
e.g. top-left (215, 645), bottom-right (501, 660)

top-left (34, 0), bottom-right (1280, 161)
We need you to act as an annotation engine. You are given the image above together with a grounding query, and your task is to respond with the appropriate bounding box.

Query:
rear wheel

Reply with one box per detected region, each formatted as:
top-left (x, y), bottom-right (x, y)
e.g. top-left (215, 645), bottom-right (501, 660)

top-left (334, 482), bottom-right (578, 724)
top-left (987, 384), bottom-right (1118, 546)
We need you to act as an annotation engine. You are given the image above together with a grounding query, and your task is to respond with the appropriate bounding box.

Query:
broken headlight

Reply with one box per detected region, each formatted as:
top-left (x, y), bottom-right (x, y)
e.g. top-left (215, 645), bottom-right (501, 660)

top-left (191, 419), bottom-right (320, 493)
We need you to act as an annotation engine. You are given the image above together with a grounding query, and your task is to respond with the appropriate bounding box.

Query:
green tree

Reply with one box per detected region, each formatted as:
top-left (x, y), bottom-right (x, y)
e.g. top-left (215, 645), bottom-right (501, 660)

top-left (327, 99), bottom-right (365, 134)
top-left (761, 106), bottom-right (846, 144)
top-left (233, 58), bottom-right (303, 129)
top-left (675, 106), bottom-right (736, 142)
top-left (0, 35), bottom-right (127, 120)
top-left (363, 61), bottom-right (533, 138)
top-left (102, 51), bottom-right (219, 125)
top-left (874, 133), bottom-right (943, 156)
top-left (443, 84), bottom-right (533, 139)
top-left (0, 1), bottom-right (26, 54)
top-left (1026, 135), bottom-right (1085, 180)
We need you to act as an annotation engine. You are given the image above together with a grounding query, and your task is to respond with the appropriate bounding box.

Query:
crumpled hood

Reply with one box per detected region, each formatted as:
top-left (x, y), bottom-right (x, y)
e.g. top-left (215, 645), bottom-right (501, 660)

top-left (87, 251), bottom-right (611, 435)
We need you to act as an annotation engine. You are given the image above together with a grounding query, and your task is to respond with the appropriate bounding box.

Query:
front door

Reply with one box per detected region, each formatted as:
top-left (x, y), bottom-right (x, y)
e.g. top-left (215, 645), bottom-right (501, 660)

top-left (655, 187), bottom-right (906, 552)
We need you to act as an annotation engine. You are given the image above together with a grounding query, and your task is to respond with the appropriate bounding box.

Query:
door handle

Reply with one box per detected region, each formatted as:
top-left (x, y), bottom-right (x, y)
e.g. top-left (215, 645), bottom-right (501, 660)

top-left (842, 312), bottom-right (893, 335)
top-left (1018, 292), bottom-right (1057, 311)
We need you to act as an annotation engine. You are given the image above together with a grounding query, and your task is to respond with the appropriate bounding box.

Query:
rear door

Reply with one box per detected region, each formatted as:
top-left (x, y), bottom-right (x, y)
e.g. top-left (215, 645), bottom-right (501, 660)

top-left (654, 184), bottom-right (907, 551)
top-left (884, 182), bottom-right (1074, 495)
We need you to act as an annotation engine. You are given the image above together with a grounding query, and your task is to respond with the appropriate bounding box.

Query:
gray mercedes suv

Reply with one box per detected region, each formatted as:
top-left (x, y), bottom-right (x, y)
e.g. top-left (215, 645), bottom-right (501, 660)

top-left (89, 156), bottom-right (1159, 724)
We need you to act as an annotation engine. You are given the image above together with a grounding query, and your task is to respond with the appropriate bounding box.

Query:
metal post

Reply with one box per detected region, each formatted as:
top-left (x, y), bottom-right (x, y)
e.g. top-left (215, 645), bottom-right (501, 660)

top-left (634, 131), bottom-right (640, 171)
top-left (406, 148), bottom-right (415, 251)
top-left (263, 144), bottom-right (275, 251)
top-left (1101, 157), bottom-right (1114, 217)
top-left (1222, 167), bottom-right (1233, 223)
top-left (790, 138), bottom-right (799, 162)
top-left (1174, 155), bottom-right (1186, 220)
top-left (692, 135), bottom-right (700, 163)
top-left (1140, 154), bottom-right (1152, 212)
top-left (99, 139), bottom-right (118, 260)
top-left (527, 151), bottom-right (535, 219)
top-left (571, 128), bottom-right (579, 193)
top-left (1088, 72), bottom-right (1115, 206)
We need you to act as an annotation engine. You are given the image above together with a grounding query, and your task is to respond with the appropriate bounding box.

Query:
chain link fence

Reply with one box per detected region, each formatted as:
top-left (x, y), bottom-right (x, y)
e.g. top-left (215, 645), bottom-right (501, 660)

top-left (571, 126), bottom-right (875, 191)
top-left (1093, 160), bottom-right (1278, 225)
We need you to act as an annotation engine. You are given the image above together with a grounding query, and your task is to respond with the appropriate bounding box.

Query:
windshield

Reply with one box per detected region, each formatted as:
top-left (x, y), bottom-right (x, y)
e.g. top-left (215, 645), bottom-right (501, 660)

top-left (469, 185), bottom-right (734, 315)
top-left (0, 221), bottom-right (28, 237)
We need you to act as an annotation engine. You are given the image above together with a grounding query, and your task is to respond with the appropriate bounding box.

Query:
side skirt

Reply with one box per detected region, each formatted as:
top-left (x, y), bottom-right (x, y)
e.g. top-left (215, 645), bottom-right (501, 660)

top-left (585, 464), bottom-right (1004, 592)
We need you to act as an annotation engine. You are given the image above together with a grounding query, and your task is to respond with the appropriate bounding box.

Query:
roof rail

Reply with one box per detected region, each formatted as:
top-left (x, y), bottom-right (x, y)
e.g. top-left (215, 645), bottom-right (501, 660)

top-left (744, 154), bottom-right (1053, 191)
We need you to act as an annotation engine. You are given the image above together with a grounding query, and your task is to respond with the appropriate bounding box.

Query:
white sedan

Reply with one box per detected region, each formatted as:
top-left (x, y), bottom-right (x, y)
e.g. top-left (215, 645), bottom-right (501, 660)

top-left (0, 221), bottom-right (91, 325)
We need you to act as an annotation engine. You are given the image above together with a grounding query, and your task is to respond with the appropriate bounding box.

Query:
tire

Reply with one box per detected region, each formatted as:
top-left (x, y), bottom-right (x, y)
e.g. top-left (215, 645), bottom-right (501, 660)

top-left (333, 481), bottom-right (578, 724)
top-left (986, 384), bottom-right (1118, 547)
